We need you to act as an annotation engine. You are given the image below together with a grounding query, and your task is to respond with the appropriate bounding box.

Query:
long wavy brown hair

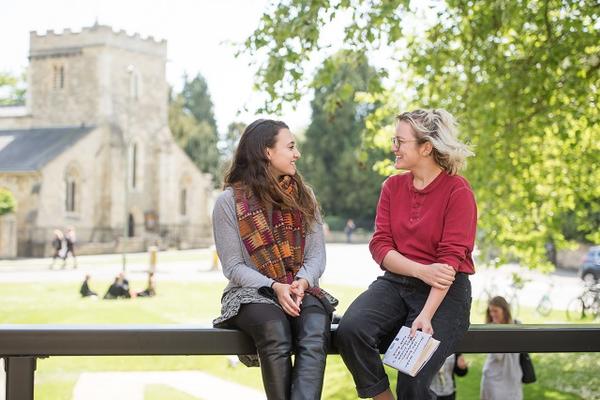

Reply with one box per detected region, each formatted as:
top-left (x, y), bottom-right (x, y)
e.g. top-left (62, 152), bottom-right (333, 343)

top-left (485, 296), bottom-right (513, 324)
top-left (223, 119), bottom-right (319, 229)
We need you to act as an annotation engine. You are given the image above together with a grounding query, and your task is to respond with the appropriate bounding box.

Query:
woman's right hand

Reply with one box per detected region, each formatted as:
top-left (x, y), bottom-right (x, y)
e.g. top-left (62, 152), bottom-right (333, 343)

top-left (416, 263), bottom-right (456, 289)
top-left (272, 283), bottom-right (301, 317)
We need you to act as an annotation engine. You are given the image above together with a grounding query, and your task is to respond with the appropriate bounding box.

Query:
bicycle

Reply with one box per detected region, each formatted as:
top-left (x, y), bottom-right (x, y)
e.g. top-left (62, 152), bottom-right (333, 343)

top-left (477, 272), bottom-right (527, 318)
top-left (566, 283), bottom-right (600, 321)
top-left (535, 281), bottom-right (554, 317)
top-left (504, 273), bottom-right (529, 318)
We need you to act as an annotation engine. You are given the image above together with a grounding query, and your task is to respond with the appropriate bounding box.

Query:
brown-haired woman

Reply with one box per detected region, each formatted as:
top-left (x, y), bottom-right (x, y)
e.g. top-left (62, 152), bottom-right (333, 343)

top-left (481, 296), bottom-right (522, 400)
top-left (212, 119), bottom-right (335, 400)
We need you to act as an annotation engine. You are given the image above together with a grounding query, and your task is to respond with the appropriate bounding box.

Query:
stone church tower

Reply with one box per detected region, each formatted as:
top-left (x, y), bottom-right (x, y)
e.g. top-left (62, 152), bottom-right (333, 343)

top-left (0, 25), bottom-right (213, 256)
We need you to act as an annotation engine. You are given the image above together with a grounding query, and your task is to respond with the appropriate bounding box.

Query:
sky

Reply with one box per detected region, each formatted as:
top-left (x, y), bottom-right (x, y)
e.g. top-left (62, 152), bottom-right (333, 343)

top-left (0, 0), bottom-right (315, 133)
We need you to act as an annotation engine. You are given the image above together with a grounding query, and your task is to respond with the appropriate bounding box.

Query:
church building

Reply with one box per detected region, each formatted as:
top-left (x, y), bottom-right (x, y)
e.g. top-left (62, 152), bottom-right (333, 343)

top-left (0, 24), bottom-right (214, 256)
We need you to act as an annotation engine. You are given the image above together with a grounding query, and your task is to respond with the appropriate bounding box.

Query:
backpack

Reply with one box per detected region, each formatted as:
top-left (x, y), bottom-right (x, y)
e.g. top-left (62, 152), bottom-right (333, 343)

top-left (519, 352), bottom-right (536, 384)
top-left (513, 319), bottom-right (536, 384)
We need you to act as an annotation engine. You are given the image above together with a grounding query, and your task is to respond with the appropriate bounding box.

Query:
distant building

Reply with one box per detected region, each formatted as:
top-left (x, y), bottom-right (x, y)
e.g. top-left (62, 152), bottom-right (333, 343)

top-left (0, 24), bottom-right (213, 257)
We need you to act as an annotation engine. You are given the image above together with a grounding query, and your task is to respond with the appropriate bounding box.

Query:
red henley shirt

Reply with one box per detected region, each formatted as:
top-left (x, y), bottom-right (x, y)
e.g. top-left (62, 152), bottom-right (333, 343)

top-left (369, 171), bottom-right (477, 274)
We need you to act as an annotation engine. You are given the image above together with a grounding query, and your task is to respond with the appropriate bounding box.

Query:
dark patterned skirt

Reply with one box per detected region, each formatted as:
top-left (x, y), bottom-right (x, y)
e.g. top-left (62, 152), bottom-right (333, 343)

top-left (212, 287), bottom-right (280, 327)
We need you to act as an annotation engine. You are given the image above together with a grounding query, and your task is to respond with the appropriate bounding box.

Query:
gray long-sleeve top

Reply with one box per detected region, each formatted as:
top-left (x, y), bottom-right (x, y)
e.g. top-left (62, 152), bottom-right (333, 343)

top-left (212, 188), bottom-right (326, 294)
top-left (480, 352), bottom-right (523, 400)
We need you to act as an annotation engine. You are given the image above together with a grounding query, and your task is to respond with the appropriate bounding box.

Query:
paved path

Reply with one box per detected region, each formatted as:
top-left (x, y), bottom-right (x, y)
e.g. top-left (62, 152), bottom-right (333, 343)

top-left (0, 244), bottom-right (584, 311)
top-left (72, 371), bottom-right (265, 400)
top-left (0, 248), bottom-right (221, 283)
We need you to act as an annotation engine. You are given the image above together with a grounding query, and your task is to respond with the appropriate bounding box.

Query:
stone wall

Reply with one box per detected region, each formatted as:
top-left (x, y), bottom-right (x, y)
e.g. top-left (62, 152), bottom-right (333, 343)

top-left (0, 107), bottom-right (32, 130)
top-left (0, 172), bottom-right (42, 256)
top-left (28, 24), bottom-right (168, 130)
top-left (0, 213), bottom-right (17, 258)
top-left (36, 127), bottom-right (109, 239)
top-left (30, 25), bottom-right (166, 58)
top-left (157, 140), bottom-right (213, 247)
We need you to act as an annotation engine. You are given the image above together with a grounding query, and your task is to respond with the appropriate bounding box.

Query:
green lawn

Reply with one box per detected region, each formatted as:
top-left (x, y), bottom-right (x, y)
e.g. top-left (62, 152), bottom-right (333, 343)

top-left (0, 281), bottom-right (597, 399)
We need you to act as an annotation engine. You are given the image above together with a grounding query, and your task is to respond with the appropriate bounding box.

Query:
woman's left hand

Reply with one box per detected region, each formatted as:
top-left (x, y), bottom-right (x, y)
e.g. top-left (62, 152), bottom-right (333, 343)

top-left (272, 283), bottom-right (301, 316)
top-left (410, 313), bottom-right (433, 337)
top-left (290, 278), bottom-right (309, 307)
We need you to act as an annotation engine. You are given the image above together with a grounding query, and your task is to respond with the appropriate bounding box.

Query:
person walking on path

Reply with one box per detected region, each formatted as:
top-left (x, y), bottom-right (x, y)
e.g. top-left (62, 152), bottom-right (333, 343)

top-left (344, 218), bottom-right (356, 243)
top-left (212, 119), bottom-right (336, 400)
top-left (49, 229), bottom-right (66, 269)
top-left (336, 109), bottom-right (477, 400)
top-left (63, 226), bottom-right (78, 269)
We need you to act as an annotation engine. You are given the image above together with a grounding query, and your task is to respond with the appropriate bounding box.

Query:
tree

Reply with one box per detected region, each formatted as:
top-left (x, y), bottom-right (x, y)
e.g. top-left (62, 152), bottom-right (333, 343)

top-left (0, 71), bottom-right (26, 105)
top-left (0, 188), bottom-right (16, 215)
top-left (222, 121), bottom-right (246, 160)
top-left (181, 73), bottom-right (218, 133)
top-left (168, 73), bottom-right (221, 185)
top-left (244, 0), bottom-right (600, 269)
top-left (301, 50), bottom-right (386, 227)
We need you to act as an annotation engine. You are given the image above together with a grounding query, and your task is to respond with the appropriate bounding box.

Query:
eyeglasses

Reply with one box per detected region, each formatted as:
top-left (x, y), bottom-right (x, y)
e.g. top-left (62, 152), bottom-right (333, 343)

top-left (391, 137), bottom-right (418, 148)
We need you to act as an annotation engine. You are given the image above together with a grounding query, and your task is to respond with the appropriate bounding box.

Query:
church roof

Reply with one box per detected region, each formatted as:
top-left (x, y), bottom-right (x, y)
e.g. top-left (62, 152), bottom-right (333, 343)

top-left (0, 126), bottom-right (94, 172)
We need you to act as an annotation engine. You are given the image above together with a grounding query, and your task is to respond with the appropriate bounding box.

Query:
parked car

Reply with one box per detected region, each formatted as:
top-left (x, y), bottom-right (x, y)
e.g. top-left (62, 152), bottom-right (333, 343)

top-left (580, 246), bottom-right (600, 283)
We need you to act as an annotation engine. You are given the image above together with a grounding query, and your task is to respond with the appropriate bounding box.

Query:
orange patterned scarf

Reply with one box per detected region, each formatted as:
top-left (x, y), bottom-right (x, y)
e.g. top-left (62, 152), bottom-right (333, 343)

top-left (233, 176), bottom-right (305, 284)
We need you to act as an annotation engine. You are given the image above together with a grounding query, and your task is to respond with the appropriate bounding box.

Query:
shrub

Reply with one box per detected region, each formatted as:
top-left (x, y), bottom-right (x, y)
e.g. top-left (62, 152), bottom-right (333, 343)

top-left (323, 215), bottom-right (345, 231)
top-left (0, 188), bottom-right (16, 215)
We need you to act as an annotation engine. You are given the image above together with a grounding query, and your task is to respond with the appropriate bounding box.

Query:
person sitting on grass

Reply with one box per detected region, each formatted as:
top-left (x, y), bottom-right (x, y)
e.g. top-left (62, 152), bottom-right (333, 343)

top-left (136, 272), bottom-right (156, 297)
top-left (103, 273), bottom-right (131, 299)
top-left (79, 274), bottom-right (98, 298)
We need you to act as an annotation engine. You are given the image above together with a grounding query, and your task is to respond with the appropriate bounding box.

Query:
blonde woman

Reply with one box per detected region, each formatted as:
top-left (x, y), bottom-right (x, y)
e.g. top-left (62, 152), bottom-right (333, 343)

top-left (337, 109), bottom-right (477, 400)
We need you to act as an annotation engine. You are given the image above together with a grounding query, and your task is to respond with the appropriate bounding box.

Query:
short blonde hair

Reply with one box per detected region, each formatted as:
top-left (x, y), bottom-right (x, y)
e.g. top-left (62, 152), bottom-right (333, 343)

top-left (396, 109), bottom-right (474, 175)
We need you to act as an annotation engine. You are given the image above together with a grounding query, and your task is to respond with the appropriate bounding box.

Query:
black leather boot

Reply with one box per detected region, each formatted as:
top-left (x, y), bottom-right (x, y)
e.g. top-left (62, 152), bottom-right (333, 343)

top-left (248, 319), bottom-right (293, 400)
top-left (291, 306), bottom-right (331, 400)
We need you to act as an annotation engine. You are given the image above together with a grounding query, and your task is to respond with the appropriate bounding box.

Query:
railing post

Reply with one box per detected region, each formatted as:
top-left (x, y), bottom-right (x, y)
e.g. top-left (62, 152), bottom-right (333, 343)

top-left (4, 356), bottom-right (36, 400)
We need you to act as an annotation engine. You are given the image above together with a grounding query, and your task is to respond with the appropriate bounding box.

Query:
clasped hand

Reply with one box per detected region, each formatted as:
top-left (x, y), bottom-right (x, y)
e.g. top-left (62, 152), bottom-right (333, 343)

top-left (272, 279), bottom-right (309, 317)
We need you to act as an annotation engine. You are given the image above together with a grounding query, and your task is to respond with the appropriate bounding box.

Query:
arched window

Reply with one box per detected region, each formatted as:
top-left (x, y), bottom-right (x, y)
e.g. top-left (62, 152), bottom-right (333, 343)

top-left (65, 179), bottom-right (76, 212)
top-left (129, 69), bottom-right (141, 101)
top-left (53, 65), bottom-right (65, 90)
top-left (131, 143), bottom-right (137, 189)
top-left (64, 164), bottom-right (80, 213)
top-left (180, 188), bottom-right (187, 216)
top-left (128, 142), bottom-right (138, 189)
top-left (179, 174), bottom-right (192, 217)
top-left (128, 213), bottom-right (135, 237)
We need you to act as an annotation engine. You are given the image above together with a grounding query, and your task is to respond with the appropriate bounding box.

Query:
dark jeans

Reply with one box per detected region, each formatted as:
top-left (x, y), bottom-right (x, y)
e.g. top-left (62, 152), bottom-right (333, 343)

top-left (337, 272), bottom-right (471, 399)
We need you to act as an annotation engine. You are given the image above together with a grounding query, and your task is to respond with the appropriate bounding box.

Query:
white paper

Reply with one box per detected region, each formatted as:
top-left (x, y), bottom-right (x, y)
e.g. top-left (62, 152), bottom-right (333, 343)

top-left (383, 326), bottom-right (440, 376)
